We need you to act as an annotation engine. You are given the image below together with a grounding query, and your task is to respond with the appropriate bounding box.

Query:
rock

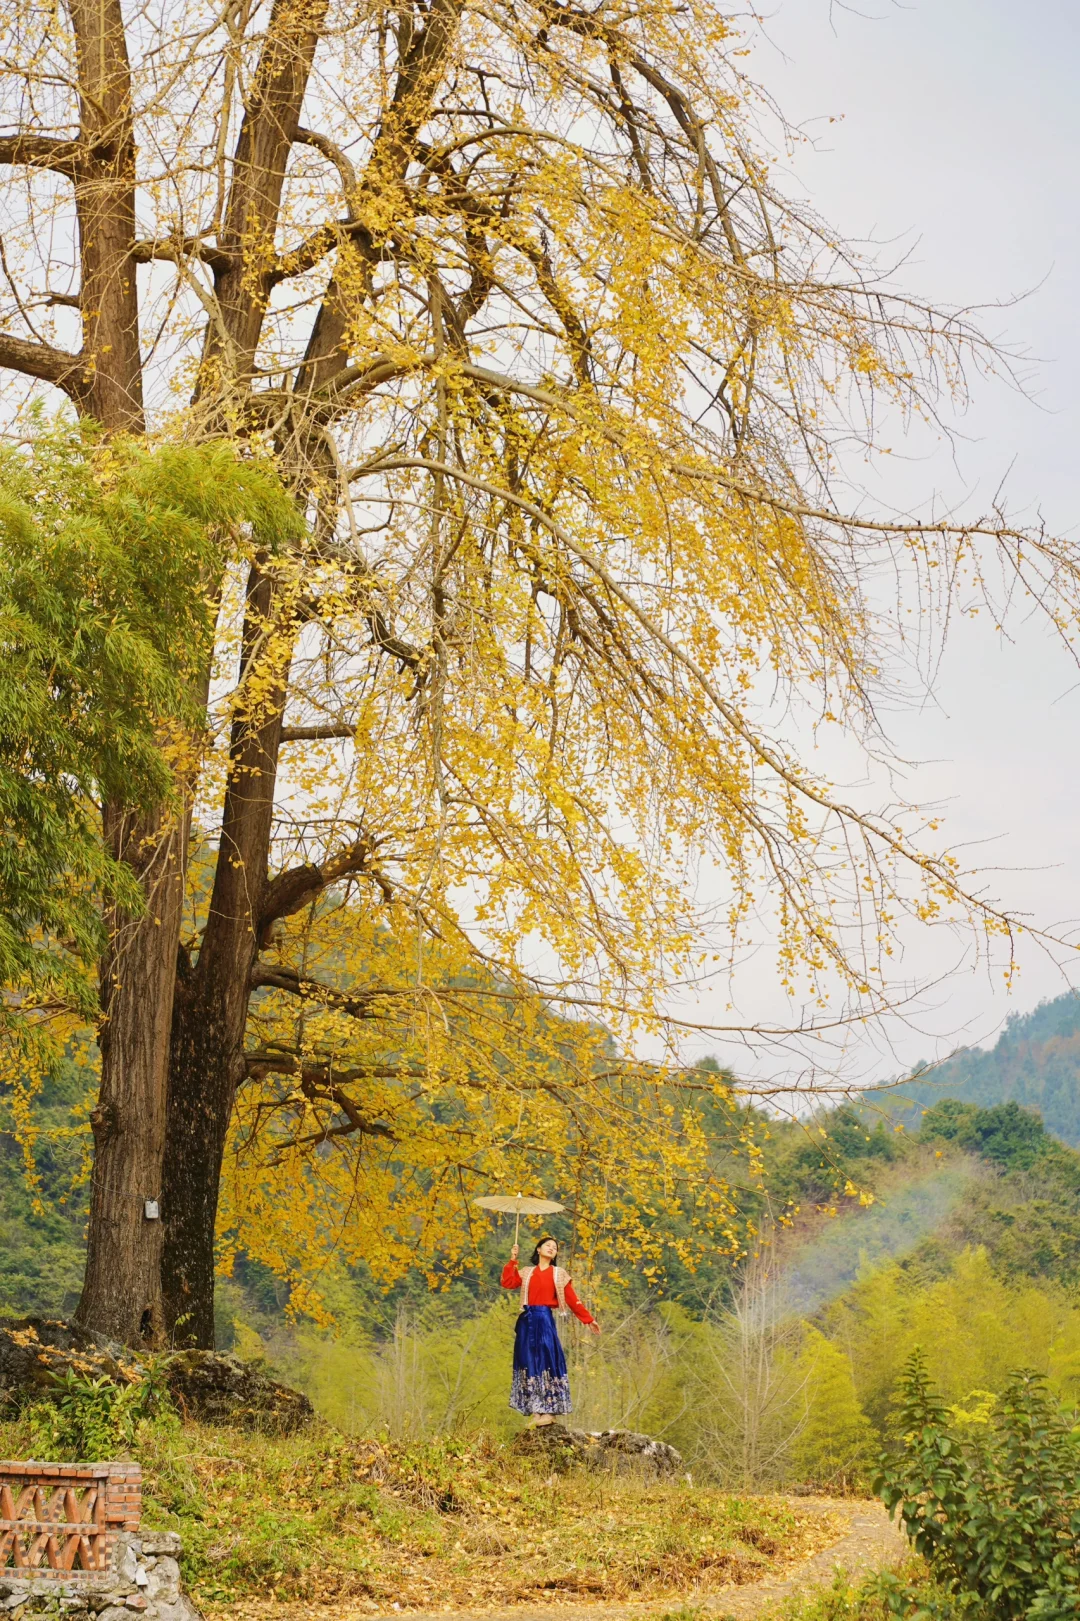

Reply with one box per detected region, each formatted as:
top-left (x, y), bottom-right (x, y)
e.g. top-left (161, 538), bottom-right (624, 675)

top-left (0, 1318), bottom-right (311, 1439)
top-left (0, 1319), bottom-right (141, 1413)
top-left (512, 1424), bottom-right (683, 1477)
top-left (153, 1600), bottom-right (202, 1621)
top-left (116, 1549), bottom-right (140, 1586)
top-left (138, 1538), bottom-right (181, 1560)
top-left (145, 1561), bottom-right (180, 1605)
top-left (161, 1351), bottom-right (312, 1434)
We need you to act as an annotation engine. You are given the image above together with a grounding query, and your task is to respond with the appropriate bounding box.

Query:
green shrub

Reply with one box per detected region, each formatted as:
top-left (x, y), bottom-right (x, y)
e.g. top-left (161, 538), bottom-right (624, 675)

top-left (765, 1568), bottom-right (971, 1621)
top-left (875, 1352), bottom-right (1080, 1621)
top-left (27, 1364), bottom-right (174, 1461)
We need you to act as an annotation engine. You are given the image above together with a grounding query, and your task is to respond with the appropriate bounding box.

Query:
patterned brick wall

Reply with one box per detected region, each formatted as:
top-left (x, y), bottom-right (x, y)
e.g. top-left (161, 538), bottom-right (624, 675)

top-left (0, 1461), bottom-right (141, 1577)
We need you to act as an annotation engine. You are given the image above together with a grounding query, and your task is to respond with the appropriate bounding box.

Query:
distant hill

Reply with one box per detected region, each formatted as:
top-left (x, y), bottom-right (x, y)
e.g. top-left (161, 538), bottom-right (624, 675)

top-left (880, 991), bottom-right (1080, 1146)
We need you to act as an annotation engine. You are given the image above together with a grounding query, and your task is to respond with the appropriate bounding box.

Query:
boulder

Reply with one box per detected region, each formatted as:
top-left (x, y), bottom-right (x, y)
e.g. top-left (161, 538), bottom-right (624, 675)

top-left (162, 1350), bottom-right (313, 1434)
top-left (512, 1424), bottom-right (683, 1476)
top-left (0, 1321), bottom-right (312, 1436)
top-left (0, 1320), bottom-right (140, 1412)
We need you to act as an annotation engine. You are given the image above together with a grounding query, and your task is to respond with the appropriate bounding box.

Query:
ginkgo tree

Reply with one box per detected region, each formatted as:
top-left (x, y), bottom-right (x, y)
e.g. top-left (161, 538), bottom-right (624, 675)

top-left (0, 0), bottom-right (1075, 1346)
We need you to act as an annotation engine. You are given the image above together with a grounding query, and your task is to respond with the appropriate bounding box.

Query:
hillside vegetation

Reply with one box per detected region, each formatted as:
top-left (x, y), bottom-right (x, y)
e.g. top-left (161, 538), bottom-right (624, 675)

top-left (0, 1404), bottom-right (839, 1613)
top-left (9, 1008), bottom-right (1080, 1493)
top-left (888, 991), bottom-right (1080, 1145)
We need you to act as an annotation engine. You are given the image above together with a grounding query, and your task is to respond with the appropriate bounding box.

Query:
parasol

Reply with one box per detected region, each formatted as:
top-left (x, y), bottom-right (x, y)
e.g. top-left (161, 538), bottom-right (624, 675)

top-left (473, 1192), bottom-right (565, 1248)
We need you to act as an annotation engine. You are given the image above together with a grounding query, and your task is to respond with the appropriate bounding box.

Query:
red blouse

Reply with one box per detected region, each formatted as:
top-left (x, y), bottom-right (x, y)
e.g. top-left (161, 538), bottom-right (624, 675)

top-left (501, 1260), bottom-right (595, 1324)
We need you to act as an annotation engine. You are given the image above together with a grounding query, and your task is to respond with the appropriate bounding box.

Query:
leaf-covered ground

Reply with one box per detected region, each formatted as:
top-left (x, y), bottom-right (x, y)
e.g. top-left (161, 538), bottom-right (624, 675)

top-left (118, 1422), bottom-right (840, 1613)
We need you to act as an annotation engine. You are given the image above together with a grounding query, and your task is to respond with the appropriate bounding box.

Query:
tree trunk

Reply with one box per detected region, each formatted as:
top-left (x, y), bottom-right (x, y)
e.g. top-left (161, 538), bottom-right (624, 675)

top-left (158, 0), bottom-right (334, 1347)
top-left (67, 0), bottom-right (189, 1346)
top-left (74, 807), bottom-right (186, 1344)
top-left (161, 564), bottom-right (291, 1346)
top-left (160, 958), bottom-right (252, 1347)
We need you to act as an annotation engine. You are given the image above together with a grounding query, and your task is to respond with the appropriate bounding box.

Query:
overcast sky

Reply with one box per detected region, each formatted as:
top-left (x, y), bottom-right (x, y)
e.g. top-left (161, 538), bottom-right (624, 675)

top-left (683, 0), bottom-right (1080, 1089)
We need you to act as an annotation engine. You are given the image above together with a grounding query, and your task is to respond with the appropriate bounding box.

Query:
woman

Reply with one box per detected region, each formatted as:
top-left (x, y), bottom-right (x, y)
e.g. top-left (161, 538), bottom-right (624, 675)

top-left (501, 1236), bottom-right (600, 1424)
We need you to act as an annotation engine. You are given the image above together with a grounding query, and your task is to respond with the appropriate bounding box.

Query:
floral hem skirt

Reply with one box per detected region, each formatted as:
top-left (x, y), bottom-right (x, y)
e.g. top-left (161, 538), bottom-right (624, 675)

top-left (510, 1305), bottom-right (572, 1416)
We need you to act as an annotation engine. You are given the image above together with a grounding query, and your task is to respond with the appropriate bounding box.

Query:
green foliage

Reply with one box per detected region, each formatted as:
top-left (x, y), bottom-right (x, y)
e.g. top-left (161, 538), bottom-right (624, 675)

top-left (875, 1353), bottom-right (1080, 1621)
top-left (827, 1248), bottom-right (1080, 1432)
top-left (766, 1107), bottom-right (902, 1210)
top-left (766, 1568), bottom-right (973, 1621)
top-left (26, 1363), bottom-right (173, 1461)
top-left (0, 418), bottom-right (300, 1027)
top-left (791, 1329), bottom-right (876, 1490)
top-left (919, 1100), bottom-right (1049, 1171)
top-left (0, 1047), bottom-right (93, 1315)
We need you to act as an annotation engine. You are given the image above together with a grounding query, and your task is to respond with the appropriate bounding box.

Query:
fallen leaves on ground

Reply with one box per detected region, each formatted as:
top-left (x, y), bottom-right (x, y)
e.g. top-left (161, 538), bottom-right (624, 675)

top-left (106, 1420), bottom-right (842, 1614)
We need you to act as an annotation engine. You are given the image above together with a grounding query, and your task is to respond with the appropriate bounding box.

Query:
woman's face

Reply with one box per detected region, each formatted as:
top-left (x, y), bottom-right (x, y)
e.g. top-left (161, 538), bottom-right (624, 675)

top-left (538, 1238), bottom-right (558, 1261)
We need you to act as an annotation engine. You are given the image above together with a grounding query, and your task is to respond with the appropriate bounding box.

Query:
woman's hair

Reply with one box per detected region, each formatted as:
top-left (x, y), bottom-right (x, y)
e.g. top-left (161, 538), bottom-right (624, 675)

top-left (529, 1236), bottom-right (559, 1266)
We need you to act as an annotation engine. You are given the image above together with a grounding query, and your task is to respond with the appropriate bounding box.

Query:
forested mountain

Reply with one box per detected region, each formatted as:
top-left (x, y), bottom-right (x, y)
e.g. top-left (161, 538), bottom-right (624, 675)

top-left (885, 991), bottom-right (1080, 1144)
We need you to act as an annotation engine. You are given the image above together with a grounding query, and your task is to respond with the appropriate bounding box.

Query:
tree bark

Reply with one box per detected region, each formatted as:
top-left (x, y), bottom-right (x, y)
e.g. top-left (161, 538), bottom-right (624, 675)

top-left (74, 807), bottom-right (186, 1343)
top-left (67, 0), bottom-right (144, 431)
top-left (161, 564), bottom-right (291, 1346)
top-left (66, 0), bottom-right (190, 1344)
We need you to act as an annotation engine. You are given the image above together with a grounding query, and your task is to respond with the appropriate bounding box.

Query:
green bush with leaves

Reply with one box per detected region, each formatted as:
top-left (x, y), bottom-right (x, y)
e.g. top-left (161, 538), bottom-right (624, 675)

top-left (27, 1364), bottom-right (174, 1461)
top-left (875, 1352), bottom-right (1080, 1621)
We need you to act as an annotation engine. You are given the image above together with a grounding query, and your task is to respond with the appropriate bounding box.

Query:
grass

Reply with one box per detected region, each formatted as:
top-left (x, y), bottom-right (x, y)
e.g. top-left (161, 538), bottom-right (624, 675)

top-left (0, 1412), bottom-right (843, 1614)
top-left (759, 1567), bottom-right (961, 1621)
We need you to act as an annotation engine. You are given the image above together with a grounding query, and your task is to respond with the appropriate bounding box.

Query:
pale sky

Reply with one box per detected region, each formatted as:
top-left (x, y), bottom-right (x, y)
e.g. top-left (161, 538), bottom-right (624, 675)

top-left (683, 0), bottom-right (1080, 1089)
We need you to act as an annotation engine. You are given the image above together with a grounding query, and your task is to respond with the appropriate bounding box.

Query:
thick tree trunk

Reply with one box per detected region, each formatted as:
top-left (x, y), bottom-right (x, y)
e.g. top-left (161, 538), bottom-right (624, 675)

top-left (161, 954), bottom-right (254, 1347)
top-left (158, 0), bottom-right (333, 1348)
top-left (68, 0), bottom-right (189, 1346)
top-left (161, 565), bottom-right (291, 1347)
top-left (75, 807), bottom-right (186, 1344)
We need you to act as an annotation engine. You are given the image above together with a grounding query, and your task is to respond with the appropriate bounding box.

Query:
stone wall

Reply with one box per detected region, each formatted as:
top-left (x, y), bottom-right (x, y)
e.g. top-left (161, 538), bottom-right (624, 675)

top-left (0, 1529), bottom-right (199, 1621)
top-left (0, 1463), bottom-right (200, 1621)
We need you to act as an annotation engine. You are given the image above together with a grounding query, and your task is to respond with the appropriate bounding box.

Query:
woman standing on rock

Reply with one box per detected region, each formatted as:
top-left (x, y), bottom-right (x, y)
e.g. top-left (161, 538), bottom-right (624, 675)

top-left (501, 1236), bottom-right (600, 1424)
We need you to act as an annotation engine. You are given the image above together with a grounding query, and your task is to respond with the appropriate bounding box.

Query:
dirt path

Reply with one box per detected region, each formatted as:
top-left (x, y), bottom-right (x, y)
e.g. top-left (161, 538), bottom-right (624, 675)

top-left (362, 1498), bottom-right (905, 1621)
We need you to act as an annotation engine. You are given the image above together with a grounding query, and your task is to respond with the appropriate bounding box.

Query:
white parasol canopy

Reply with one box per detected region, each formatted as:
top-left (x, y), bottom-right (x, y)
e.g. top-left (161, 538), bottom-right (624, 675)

top-left (473, 1192), bottom-right (565, 1245)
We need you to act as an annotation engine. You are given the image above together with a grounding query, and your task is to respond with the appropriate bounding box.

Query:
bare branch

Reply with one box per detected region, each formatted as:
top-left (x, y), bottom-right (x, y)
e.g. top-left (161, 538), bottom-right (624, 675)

top-left (245, 1049), bottom-right (425, 1082)
top-left (0, 332), bottom-right (87, 399)
top-left (258, 836), bottom-right (379, 934)
top-left (293, 125), bottom-right (358, 195)
top-left (279, 722), bottom-right (354, 741)
top-left (248, 963), bottom-right (387, 1019)
top-left (0, 134), bottom-right (79, 177)
top-left (132, 238), bottom-right (232, 274)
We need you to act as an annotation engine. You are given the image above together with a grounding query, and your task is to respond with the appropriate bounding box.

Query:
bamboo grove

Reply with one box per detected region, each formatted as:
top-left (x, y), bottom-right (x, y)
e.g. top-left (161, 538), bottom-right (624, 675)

top-left (1, 0), bottom-right (1077, 1344)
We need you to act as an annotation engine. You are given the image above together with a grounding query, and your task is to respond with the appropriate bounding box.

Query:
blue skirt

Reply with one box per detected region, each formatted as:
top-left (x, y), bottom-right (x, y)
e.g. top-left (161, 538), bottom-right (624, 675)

top-left (510, 1305), bottom-right (572, 1416)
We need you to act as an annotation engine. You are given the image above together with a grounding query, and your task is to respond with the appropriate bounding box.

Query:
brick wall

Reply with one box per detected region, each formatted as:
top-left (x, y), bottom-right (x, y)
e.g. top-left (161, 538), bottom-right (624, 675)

top-left (0, 1461), bottom-right (141, 1577)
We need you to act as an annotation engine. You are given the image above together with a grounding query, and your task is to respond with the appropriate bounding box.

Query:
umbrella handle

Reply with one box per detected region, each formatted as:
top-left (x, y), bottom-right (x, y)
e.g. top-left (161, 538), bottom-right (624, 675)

top-left (514, 1210), bottom-right (520, 1250)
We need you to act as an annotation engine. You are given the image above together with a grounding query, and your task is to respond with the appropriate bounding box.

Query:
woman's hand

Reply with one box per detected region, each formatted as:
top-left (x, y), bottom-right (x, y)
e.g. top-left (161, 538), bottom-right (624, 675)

top-left (510, 1243), bottom-right (519, 1261)
top-left (588, 1321), bottom-right (601, 1335)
